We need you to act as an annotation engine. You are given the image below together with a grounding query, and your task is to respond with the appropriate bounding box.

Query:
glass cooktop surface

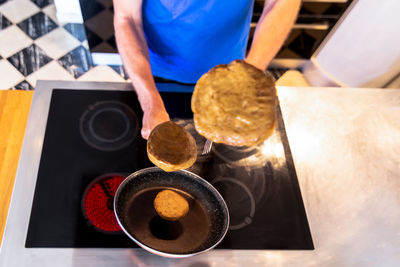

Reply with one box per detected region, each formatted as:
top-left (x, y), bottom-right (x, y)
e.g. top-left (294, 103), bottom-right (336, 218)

top-left (25, 87), bottom-right (313, 250)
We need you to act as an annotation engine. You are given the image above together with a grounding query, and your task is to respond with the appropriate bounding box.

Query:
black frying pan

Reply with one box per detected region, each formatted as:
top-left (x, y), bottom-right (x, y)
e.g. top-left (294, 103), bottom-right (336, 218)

top-left (114, 167), bottom-right (229, 258)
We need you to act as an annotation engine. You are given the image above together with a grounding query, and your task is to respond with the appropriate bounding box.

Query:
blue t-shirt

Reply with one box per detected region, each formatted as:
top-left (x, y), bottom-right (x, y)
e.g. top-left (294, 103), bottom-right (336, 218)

top-left (142, 0), bottom-right (254, 84)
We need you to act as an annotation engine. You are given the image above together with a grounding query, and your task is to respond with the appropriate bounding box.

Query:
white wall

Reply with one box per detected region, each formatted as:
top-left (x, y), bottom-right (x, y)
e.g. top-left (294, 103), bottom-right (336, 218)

top-left (311, 0), bottom-right (400, 88)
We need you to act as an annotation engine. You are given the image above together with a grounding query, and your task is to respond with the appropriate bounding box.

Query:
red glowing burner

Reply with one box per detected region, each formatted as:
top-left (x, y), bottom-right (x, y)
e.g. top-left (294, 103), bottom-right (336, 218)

top-left (82, 174), bottom-right (125, 233)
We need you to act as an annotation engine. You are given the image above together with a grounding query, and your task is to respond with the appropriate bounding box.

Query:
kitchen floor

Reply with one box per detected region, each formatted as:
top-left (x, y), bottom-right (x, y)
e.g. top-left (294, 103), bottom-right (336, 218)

top-left (0, 0), bottom-right (129, 90)
top-left (0, 0), bottom-right (289, 90)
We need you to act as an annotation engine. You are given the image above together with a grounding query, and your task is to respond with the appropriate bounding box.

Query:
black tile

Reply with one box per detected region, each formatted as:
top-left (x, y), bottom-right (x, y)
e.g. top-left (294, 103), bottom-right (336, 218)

top-left (13, 80), bottom-right (34, 90)
top-left (57, 46), bottom-right (93, 78)
top-left (17, 12), bottom-right (58, 40)
top-left (106, 36), bottom-right (117, 49)
top-left (109, 64), bottom-right (128, 80)
top-left (63, 23), bottom-right (87, 42)
top-left (78, 0), bottom-right (105, 21)
top-left (99, 0), bottom-right (113, 8)
top-left (288, 31), bottom-right (316, 58)
top-left (30, 0), bottom-right (53, 8)
top-left (7, 44), bottom-right (53, 76)
top-left (0, 13), bottom-right (12, 31)
top-left (92, 41), bottom-right (117, 53)
top-left (84, 26), bottom-right (102, 50)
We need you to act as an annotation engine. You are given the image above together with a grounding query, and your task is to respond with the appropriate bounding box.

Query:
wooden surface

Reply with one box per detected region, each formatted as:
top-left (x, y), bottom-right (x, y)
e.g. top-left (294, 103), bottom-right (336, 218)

top-left (0, 90), bottom-right (33, 244)
top-left (276, 70), bottom-right (310, 87)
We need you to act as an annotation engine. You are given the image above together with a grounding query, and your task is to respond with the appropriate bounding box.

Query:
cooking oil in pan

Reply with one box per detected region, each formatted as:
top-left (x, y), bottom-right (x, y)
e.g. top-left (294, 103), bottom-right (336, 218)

top-left (125, 187), bottom-right (211, 254)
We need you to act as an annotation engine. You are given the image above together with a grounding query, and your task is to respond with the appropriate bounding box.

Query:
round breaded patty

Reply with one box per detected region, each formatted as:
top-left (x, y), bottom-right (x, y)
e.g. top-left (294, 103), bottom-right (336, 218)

top-left (154, 189), bottom-right (189, 221)
top-left (147, 121), bottom-right (197, 172)
top-left (191, 60), bottom-right (277, 147)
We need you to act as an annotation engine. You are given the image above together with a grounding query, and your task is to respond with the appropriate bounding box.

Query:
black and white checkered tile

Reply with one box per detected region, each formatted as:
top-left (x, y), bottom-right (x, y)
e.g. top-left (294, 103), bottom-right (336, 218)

top-left (80, 0), bottom-right (117, 53)
top-left (0, 0), bottom-right (126, 90)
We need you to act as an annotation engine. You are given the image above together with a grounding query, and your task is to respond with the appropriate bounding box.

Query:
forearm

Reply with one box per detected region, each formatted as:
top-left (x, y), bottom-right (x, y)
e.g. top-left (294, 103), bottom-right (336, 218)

top-left (114, 16), bottom-right (164, 111)
top-left (246, 0), bottom-right (301, 70)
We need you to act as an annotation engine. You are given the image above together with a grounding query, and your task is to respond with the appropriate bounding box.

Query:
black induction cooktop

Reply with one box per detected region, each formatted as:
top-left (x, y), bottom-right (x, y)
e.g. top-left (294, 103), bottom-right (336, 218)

top-left (25, 85), bottom-right (313, 250)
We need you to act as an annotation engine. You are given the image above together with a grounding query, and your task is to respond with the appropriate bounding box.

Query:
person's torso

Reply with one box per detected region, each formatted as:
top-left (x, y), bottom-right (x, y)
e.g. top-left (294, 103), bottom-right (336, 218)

top-left (142, 0), bottom-right (254, 84)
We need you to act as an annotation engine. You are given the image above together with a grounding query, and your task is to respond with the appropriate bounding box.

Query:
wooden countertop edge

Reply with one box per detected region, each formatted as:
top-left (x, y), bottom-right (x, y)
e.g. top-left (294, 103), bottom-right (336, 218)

top-left (0, 90), bottom-right (33, 245)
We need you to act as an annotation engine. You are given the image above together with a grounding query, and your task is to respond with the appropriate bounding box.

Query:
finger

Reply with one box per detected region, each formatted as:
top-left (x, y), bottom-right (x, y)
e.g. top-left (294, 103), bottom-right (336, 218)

top-left (141, 128), bottom-right (150, 140)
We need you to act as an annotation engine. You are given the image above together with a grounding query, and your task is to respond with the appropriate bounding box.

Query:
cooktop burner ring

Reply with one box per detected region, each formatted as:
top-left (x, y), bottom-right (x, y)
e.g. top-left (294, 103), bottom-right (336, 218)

top-left (80, 101), bottom-right (139, 151)
top-left (88, 107), bottom-right (130, 143)
top-left (212, 177), bottom-right (255, 230)
top-left (82, 174), bottom-right (126, 234)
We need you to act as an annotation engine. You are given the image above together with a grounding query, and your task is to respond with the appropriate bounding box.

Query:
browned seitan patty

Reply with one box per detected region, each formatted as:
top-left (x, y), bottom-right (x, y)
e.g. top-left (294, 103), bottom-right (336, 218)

top-left (154, 189), bottom-right (189, 221)
top-left (191, 60), bottom-right (277, 146)
top-left (147, 121), bottom-right (197, 172)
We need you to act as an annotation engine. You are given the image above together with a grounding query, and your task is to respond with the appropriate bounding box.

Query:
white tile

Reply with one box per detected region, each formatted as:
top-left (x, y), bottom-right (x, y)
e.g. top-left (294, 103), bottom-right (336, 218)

top-left (0, 0), bottom-right (40, 24)
top-left (84, 9), bottom-right (114, 40)
top-left (41, 4), bottom-right (60, 25)
top-left (0, 25), bottom-right (33, 58)
top-left (0, 59), bottom-right (24, 89)
top-left (82, 40), bottom-right (89, 49)
top-left (78, 65), bottom-right (125, 82)
top-left (35, 27), bottom-right (80, 59)
top-left (26, 61), bottom-right (74, 86)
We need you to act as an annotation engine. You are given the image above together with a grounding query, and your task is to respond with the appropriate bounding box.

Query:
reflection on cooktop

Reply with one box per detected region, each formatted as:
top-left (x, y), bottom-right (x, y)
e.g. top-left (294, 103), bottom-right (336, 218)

top-left (80, 101), bottom-right (139, 151)
top-left (212, 177), bottom-right (256, 230)
top-left (25, 88), bottom-right (313, 250)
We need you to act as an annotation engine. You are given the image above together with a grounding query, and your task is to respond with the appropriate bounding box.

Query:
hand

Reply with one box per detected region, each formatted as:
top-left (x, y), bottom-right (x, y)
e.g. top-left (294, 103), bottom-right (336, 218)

top-left (140, 100), bottom-right (170, 140)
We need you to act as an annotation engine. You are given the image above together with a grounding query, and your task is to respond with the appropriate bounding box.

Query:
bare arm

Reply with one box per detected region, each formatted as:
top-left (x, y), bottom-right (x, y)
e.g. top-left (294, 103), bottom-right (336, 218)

top-left (246, 0), bottom-right (301, 70)
top-left (113, 0), bottom-right (169, 139)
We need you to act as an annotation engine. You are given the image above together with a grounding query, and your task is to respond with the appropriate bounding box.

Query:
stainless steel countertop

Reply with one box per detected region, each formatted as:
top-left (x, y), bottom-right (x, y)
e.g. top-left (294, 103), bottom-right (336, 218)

top-left (1, 81), bottom-right (400, 266)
